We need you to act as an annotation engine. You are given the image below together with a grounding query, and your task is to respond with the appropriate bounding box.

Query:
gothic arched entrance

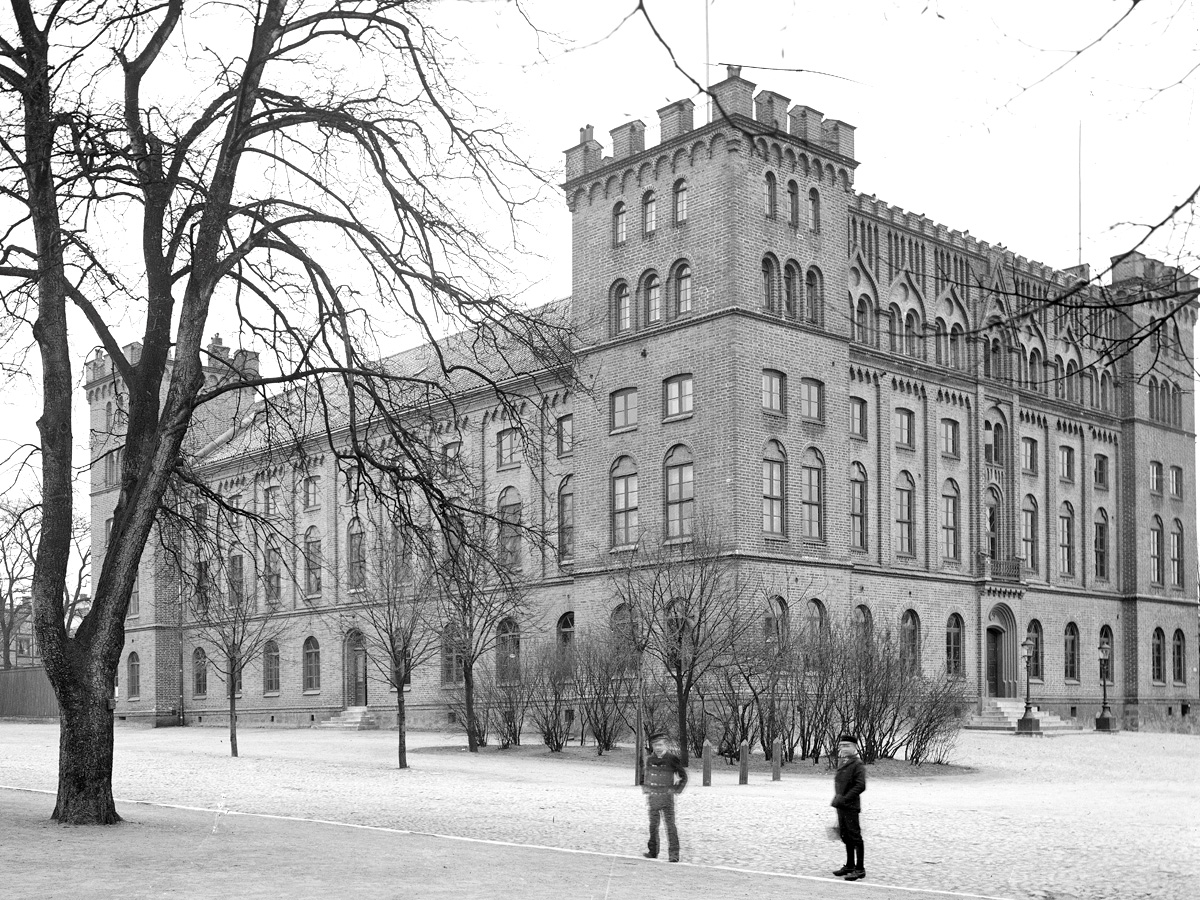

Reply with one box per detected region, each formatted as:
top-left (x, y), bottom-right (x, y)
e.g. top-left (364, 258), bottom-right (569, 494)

top-left (985, 602), bottom-right (1019, 698)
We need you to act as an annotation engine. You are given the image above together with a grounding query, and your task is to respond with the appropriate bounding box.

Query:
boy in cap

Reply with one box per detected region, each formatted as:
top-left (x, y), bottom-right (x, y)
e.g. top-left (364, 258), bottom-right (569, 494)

top-left (642, 731), bottom-right (687, 862)
top-left (831, 733), bottom-right (867, 881)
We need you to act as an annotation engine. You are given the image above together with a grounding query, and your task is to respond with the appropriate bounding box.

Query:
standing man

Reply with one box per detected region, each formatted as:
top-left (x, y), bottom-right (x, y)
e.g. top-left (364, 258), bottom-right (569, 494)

top-left (831, 733), bottom-right (867, 881)
top-left (642, 731), bottom-right (687, 862)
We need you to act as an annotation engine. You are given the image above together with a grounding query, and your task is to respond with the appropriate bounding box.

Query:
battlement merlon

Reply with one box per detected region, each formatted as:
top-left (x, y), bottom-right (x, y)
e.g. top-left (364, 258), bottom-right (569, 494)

top-left (562, 65), bottom-right (857, 188)
top-left (84, 336), bottom-right (261, 389)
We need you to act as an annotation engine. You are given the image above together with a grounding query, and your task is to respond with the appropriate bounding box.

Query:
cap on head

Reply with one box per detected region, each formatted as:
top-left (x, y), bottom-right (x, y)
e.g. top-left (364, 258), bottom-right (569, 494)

top-left (648, 731), bottom-right (669, 743)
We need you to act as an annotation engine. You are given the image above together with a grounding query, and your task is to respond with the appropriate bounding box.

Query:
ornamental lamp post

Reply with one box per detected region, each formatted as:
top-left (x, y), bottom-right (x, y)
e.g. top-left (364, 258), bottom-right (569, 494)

top-left (1016, 636), bottom-right (1041, 736)
top-left (1095, 640), bottom-right (1115, 732)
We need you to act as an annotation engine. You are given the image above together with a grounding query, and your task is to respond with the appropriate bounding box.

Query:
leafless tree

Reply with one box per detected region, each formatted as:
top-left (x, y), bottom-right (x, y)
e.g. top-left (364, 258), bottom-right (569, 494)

top-left (573, 628), bottom-right (634, 754)
top-left (1, 1), bottom-right (573, 823)
top-left (523, 639), bottom-right (576, 752)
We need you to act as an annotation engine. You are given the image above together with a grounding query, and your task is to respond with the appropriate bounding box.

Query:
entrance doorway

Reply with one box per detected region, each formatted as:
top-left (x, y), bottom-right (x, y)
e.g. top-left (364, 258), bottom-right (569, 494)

top-left (348, 632), bottom-right (368, 706)
top-left (986, 628), bottom-right (1003, 697)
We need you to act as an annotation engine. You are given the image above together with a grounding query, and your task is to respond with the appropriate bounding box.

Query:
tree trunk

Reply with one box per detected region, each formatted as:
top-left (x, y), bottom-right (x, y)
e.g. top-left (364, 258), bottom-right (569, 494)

top-left (675, 675), bottom-right (689, 767)
top-left (53, 683), bottom-right (121, 824)
top-left (228, 674), bottom-right (239, 758)
top-left (396, 689), bottom-right (408, 769)
top-left (463, 666), bottom-right (478, 752)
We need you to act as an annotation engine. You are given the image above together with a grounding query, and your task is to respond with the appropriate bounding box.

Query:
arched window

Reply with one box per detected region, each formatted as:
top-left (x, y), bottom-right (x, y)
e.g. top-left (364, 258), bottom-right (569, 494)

top-left (557, 611), bottom-right (575, 647)
top-left (643, 272), bottom-right (662, 325)
top-left (762, 440), bottom-right (786, 536)
top-left (1064, 622), bottom-right (1079, 681)
top-left (934, 319), bottom-right (947, 365)
top-left (1148, 376), bottom-right (1159, 421)
top-left (1099, 371), bottom-right (1112, 411)
top-left (1173, 629), bottom-right (1187, 683)
top-left (1058, 503), bottom-right (1075, 577)
top-left (804, 598), bottom-right (826, 637)
top-left (127, 652), bottom-right (141, 699)
top-left (949, 324), bottom-right (964, 369)
top-left (805, 267), bottom-right (823, 325)
top-left (853, 297), bottom-right (871, 343)
top-left (613, 282), bottom-right (631, 333)
top-left (611, 456), bottom-right (639, 546)
top-left (1171, 519), bottom-right (1185, 587)
top-left (304, 526), bottom-right (322, 595)
top-left (1023, 619), bottom-right (1042, 679)
top-left (945, 613), bottom-right (964, 676)
top-left (264, 537), bottom-right (282, 606)
top-left (497, 618), bottom-right (520, 684)
top-left (800, 447), bottom-right (823, 541)
top-left (1022, 495), bottom-right (1039, 571)
top-left (673, 263), bottom-right (692, 316)
top-left (1065, 360), bottom-right (1078, 403)
top-left (888, 306), bottom-right (903, 353)
top-left (664, 444), bottom-right (694, 540)
top-left (673, 178), bottom-right (688, 224)
top-left (990, 338), bottom-right (1004, 380)
top-left (1028, 349), bottom-right (1043, 393)
top-left (783, 262), bottom-right (800, 317)
top-left (895, 471), bottom-right (915, 556)
top-left (642, 190), bottom-right (657, 236)
top-left (762, 256), bottom-right (779, 311)
top-left (904, 310), bottom-right (920, 357)
top-left (850, 463), bottom-right (868, 551)
top-left (1099, 625), bottom-right (1113, 684)
top-left (787, 180), bottom-right (800, 226)
top-left (900, 609), bottom-right (920, 674)
top-left (853, 605), bottom-right (873, 644)
top-left (347, 519), bottom-right (366, 590)
top-left (1151, 627), bottom-right (1166, 683)
top-left (808, 187), bottom-right (821, 231)
top-left (1150, 516), bottom-right (1164, 584)
top-left (557, 477), bottom-right (574, 562)
top-left (193, 647), bottom-right (208, 697)
top-left (764, 596), bottom-right (789, 648)
top-left (263, 640), bottom-right (280, 694)
top-left (612, 201), bottom-right (627, 245)
top-left (985, 487), bottom-right (1001, 560)
top-left (302, 636), bottom-right (321, 691)
top-left (302, 474), bottom-right (320, 508)
top-left (440, 626), bottom-right (464, 685)
top-left (498, 487), bottom-right (523, 571)
top-left (764, 171), bottom-right (777, 218)
top-left (610, 603), bottom-right (635, 642)
top-left (941, 480), bottom-right (960, 561)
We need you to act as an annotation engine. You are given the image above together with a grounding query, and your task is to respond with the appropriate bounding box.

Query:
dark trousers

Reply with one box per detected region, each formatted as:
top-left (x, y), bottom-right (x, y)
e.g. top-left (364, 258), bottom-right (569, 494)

top-left (646, 794), bottom-right (679, 858)
top-left (837, 807), bottom-right (864, 869)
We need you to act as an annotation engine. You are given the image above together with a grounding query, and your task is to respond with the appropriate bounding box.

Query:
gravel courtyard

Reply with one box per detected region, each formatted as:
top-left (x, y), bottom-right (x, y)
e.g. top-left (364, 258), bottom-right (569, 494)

top-left (1, 722), bottom-right (1196, 900)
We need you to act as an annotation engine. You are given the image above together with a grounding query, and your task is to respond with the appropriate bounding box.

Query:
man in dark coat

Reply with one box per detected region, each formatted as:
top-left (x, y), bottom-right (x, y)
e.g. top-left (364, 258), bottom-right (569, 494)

top-left (831, 733), bottom-right (867, 881)
top-left (642, 731), bottom-right (687, 862)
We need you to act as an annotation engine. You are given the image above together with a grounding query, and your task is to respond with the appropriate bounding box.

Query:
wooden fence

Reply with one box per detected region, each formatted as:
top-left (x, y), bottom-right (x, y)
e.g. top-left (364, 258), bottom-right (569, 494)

top-left (0, 666), bottom-right (60, 718)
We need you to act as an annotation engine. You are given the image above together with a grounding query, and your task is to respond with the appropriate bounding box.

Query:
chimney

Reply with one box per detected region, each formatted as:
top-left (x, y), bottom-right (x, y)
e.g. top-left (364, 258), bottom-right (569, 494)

top-left (788, 105), bottom-right (824, 145)
top-left (1110, 251), bottom-right (1147, 285)
top-left (207, 334), bottom-right (231, 361)
top-left (610, 119), bottom-right (646, 159)
top-left (822, 119), bottom-right (856, 159)
top-left (709, 65), bottom-right (755, 123)
top-left (233, 349), bottom-right (260, 379)
top-left (657, 99), bottom-right (695, 143)
top-left (564, 125), bottom-right (603, 181)
top-left (754, 90), bottom-right (791, 131)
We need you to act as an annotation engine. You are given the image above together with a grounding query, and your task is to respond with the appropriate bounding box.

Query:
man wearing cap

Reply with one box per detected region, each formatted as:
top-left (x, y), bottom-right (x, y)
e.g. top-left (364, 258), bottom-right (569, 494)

top-left (831, 733), bottom-right (867, 881)
top-left (642, 731), bottom-right (687, 862)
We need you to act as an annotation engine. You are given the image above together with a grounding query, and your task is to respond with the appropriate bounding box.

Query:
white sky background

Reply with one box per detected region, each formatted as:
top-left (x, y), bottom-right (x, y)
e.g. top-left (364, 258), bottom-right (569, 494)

top-left (1, 0), bottom-right (1197, 517)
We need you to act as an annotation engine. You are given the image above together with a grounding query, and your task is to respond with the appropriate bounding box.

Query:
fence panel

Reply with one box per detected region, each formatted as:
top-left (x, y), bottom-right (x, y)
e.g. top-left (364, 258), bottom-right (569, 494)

top-left (0, 666), bottom-right (60, 718)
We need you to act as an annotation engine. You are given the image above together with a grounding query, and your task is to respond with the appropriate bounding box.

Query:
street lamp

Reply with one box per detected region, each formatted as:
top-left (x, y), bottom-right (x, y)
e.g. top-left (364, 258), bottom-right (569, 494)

top-left (1095, 640), bottom-right (1115, 732)
top-left (1016, 636), bottom-right (1041, 736)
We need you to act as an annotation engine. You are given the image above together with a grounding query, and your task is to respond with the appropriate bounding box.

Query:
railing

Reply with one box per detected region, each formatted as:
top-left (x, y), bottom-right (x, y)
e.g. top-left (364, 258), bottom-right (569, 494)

top-left (978, 553), bottom-right (1024, 583)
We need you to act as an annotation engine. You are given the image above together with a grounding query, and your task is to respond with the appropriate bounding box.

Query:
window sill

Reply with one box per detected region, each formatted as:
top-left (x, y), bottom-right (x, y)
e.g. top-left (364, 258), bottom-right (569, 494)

top-left (609, 425), bottom-right (637, 436)
top-left (497, 462), bottom-right (522, 472)
top-left (763, 533), bottom-right (788, 542)
top-left (1022, 468), bottom-right (1038, 477)
top-left (126, 695), bottom-right (141, 702)
top-left (1029, 677), bottom-right (1045, 685)
top-left (303, 689), bottom-right (321, 696)
top-left (610, 544), bottom-right (638, 554)
top-left (557, 451), bottom-right (574, 460)
top-left (1060, 478), bottom-right (1075, 485)
top-left (850, 433), bottom-right (867, 442)
top-left (896, 444), bottom-right (915, 452)
top-left (763, 409), bottom-right (785, 418)
top-left (263, 691), bottom-right (280, 698)
top-left (1095, 484), bottom-right (1109, 491)
top-left (1064, 679), bottom-right (1081, 685)
top-left (801, 417), bottom-right (825, 427)
top-left (942, 453), bottom-right (960, 461)
top-left (662, 412), bottom-right (693, 424)
top-left (664, 536), bottom-right (693, 547)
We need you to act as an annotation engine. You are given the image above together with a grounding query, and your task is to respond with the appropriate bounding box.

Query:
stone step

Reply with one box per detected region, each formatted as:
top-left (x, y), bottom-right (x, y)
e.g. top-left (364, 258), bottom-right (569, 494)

top-left (964, 698), bottom-right (1084, 733)
top-left (319, 707), bottom-right (381, 730)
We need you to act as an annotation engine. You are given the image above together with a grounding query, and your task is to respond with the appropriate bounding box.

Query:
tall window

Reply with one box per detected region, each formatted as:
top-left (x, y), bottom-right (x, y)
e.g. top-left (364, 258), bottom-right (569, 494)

top-left (644, 273), bottom-right (662, 324)
top-left (1064, 622), bottom-right (1079, 681)
top-left (850, 464), bottom-right (868, 551)
top-left (949, 325), bottom-right (964, 368)
top-left (498, 488), bottom-right (522, 570)
top-left (1094, 453), bottom-right (1109, 489)
top-left (128, 569), bottom-right (140, 617)
top-left (1022, 496), bottom-right (1039, 570)
top-left (895, 408), bottom-right (914, 448)
top-left (347, 519), bottom-right (366, 590)
top-left (800, 449), bottom-right (823, 541)
top-left (764, 172), bottom-right (777, 217)
top-left (497, 619), bottom-right (520, 685)
top-left (497, 427), bottom-right (521, 468)
top-left (799, 379), bottom-right (823, 421)
top-left (1027, 620), bottom-right (1043, 679)
top-left (934, 320), bottom-right (947, 365)
top-left (763, 441), bottom-right (786, 536)
top-left (1173, 629), bottom-right (1187, 683)
top-left (1095, 511), bottom-right (1110, 576)
top-left (611, 388), bottom-right (638, 430)
top-left (787, 180), bottom-right (800, 226)
top-left (904, 311), bottom-right (920, 357)
top-left (664, 445), bottom-right (694, 540)
top-left (900, 609), bottom-right (920, 674)
top-left (808, 187), bottom-right (821, 231)
top-left (611, 457), bottom-right (639, 546)
top-left (557, 611), bottom-right (576, 647)
top-left (263, 641), bottom-right (280, 694)
top-left (849, 396), bottom-right (867, 439)
top-left (228, 554), bottom-right (245, 606)
top-left (895, 472), bottom-right (915, 556)
top-left (941, 480), bottom-right (960, 561)
top-left (762, 369), bottom-right (785, 414)
top-left (805, 268), bottom-right (822, 325)
top-left (1170, 465), bottom-right (1183, 497)
top-left (303, 475), bottom-right (320, 508)
top-left (614, 282), bottom-right (631, 332)
top-left (1171, 520), bottom-right (1185, 587)
top-left (945, 613), bottom-right (964, 676)
top-left (556, 415), bottom-right (573, 457)
top-left (1151, 628), bottom-right (1165, 683)
top-left (664, 373), bottom-right (694, 418)
top-left (1150, 516), bottom-right (1164, 584)
top-left (302, 637), bottom-right (321, 691)
top-left (1059, 446), bottom-right (1074, 481)
top-left (940, 418), bottom-right (959, 457)
top-left (127, 653), bottom-right (141, 699)
top-left (853, 297), bottom-right (870, 343)
top-left (441, 626), bottom-right (464, 684)
top-left (304, 527), bottom-right (322, 595)
top-left (1022, 437), bottom-right (1038, 474)
top-left (612, 201), bottom-right (627, 244)
top-left (985, 490), bottom-right (1000, 560)
top-left (642, 190), bottom-right (657, 235)
top-left (193, 648), bottom-right (207, 696)
top-left (264, 539), bottom-right (282, 606)
top-left (557, 478), bottom-right (574, 561)
top-left (1058, 503), bottom-right (1075, 576)
top-left (195, 560), bottom-right (212, 615)
top-left (262, 485), bottom-right (280, 516)
top-left (673, 178), bottom-right (688, 224)
top-left (1099, 626), bottom-right (1113, 684)
top-left (762, 257), bottom-right (778, 311)
top-left (674, 263), bottom-right (692, 316)
top-left (1150, 460), bottom-right (1163, 494)
top-left (784, 263), bottom-right (799, 317)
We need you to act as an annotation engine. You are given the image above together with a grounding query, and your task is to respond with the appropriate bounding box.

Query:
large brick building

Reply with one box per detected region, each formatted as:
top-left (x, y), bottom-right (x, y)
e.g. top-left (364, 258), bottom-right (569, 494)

top-left (94, 68), bottom-right (1198, 732)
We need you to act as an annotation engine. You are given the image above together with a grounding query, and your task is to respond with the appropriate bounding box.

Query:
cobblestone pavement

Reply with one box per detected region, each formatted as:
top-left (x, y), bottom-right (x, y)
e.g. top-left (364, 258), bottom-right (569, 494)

top-left (2, 723), bottom-right (1196, 900)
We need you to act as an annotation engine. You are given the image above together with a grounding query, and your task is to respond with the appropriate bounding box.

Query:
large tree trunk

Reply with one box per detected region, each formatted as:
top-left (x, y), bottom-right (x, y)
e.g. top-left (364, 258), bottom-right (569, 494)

top-left (396, 689), bottom-right (408, 769)
top-left (675, 675), bottom-right (689, 767)
top-left (228, 673), bottom-right (239, 758)
top-left (463, 667), bottom-right (478, 752)
top-left (52, 678), bottom-right (120, 824)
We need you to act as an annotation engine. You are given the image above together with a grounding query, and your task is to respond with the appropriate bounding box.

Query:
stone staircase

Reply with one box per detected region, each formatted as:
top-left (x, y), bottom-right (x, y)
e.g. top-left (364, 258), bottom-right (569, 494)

top-left (964, 697), bottom-right (1082, 733)
top-left (319, 706), bottom-right (380, 730)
